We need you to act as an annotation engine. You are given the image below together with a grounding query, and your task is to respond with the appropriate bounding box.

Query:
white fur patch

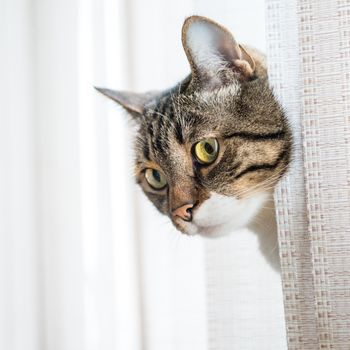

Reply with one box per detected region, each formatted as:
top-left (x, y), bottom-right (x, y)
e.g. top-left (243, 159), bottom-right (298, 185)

top-left (183, 192), bottom-right (268, 237)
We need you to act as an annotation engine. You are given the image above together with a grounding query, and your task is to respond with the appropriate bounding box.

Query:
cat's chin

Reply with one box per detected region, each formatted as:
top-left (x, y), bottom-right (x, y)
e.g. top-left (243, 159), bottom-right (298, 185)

top-left (179, 191), bottom-right (270, 238)
top-left (195, 223), bottom-right (237, 238)
top-left (181, 221), bottom-right (250, 238)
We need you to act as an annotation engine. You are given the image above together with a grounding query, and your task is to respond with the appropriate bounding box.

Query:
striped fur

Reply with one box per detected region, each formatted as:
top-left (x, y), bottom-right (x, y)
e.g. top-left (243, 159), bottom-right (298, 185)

top-left (134, 68), bottom-right (292, 221)
top-left (98, 16), bottom-right (292, 235)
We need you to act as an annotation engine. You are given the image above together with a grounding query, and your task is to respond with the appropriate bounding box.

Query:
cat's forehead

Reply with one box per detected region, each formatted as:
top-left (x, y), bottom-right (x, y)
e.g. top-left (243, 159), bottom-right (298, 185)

top-left (142, 95), bottom-right (214, 141)
top-left (142, 86), bottom-right (237, 132)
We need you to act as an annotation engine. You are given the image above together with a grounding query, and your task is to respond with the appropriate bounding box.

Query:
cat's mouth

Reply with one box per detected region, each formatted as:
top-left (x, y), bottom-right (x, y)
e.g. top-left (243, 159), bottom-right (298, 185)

top-left (172, 191), bottom-right (270, 237)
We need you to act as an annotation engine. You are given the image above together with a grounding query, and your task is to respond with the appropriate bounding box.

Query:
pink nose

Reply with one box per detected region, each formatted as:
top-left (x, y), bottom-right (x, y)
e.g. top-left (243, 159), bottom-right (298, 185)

top-left (172, 203), bottom-right (194, 222)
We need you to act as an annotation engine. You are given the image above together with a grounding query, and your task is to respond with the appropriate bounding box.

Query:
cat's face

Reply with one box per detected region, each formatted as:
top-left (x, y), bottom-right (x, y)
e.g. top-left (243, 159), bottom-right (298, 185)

top-left (97, 16), bottom-right (292, 237)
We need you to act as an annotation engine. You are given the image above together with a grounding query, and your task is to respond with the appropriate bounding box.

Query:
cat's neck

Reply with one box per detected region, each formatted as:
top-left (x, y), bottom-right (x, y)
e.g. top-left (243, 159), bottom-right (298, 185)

top-left (247, 192), bottom-right (280, 271)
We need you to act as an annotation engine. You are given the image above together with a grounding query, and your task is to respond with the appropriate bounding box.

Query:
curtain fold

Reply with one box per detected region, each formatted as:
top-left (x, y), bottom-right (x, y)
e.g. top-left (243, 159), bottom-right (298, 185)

top-left (267, 0), bottom-right (350, 348)
top-left (0, 1), bottom-right (40, 349)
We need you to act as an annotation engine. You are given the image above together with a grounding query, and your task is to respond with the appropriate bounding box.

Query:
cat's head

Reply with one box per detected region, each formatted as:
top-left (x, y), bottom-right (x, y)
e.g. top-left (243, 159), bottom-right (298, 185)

top-left (97, 16), bottom-right (291, 237)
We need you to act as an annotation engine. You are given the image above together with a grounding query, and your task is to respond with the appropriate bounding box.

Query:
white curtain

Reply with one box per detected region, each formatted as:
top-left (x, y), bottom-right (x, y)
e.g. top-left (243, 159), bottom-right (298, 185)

top-left (1, 1), bottom-right (40, 349)
top-left (1, 1), bottom-right (141, 349)
top-left (267, 0), bottom-right (350, 348)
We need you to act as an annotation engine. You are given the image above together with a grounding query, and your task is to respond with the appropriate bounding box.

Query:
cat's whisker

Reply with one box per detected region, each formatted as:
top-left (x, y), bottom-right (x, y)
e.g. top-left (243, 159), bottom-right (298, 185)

top-left (233, 177), bottom-right (278, 199)
top-left (233, 163), bottom-right (290, 199)
top-left (233, 173), bottom-right (280, 196)
top-left (258, 205), bottom-right (276, 210)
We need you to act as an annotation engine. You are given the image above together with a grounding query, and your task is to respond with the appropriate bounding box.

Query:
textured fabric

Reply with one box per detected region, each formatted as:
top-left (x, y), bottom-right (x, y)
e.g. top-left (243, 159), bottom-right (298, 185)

top-left (267, 0), bottom-right (350, 348)
top-left (204, 228), bottom-right (287, 350)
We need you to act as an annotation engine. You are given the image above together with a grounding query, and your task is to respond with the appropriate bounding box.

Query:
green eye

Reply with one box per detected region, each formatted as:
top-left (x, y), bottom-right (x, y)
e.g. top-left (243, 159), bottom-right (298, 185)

top-left (145, 168), bottom-right (167, 190)
top-left (194, 138), bottom-right (219, 164)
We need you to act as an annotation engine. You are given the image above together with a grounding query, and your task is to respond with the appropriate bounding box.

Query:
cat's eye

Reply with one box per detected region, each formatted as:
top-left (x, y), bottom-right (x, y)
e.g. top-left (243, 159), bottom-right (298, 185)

top-left (144, 168), bottom-right (167, 190)
top-left (194, 138), bottom-right (219, 165)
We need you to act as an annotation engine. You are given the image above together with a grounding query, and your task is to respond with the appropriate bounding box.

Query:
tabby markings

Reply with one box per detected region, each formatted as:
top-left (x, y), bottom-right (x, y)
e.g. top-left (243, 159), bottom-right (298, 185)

top-left (234, 149), bottom-right (288, 179)
top-left (224, 130), bottom-right (285, 141)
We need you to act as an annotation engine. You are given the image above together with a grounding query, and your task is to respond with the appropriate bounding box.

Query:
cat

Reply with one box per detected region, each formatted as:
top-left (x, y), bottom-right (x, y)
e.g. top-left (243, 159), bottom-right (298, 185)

top-left (96, 15), bottom-right (292, 240)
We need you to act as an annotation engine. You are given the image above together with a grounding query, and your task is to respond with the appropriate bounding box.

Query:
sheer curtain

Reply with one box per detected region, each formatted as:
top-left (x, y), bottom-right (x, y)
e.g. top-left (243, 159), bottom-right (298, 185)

top-left (1, 1), bottom-right (40, 349)
top-left (267, 0), bottom-right (350, 348)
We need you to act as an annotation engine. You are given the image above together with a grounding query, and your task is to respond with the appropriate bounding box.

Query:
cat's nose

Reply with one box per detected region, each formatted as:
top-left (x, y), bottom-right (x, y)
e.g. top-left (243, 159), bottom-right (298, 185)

top-left (172, 203), bottom-right (194, 222)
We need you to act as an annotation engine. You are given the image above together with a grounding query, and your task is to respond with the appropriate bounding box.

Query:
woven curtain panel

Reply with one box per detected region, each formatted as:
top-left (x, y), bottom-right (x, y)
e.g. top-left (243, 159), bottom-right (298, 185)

top-left (267, 0), bottom-right (350, 349)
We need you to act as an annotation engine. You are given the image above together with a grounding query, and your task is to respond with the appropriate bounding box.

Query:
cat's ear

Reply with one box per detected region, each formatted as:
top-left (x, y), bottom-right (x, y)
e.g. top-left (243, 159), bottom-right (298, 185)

top-left (182, 16), bottom-right (255, 88)
top-left (95, 87), bottom-right (157, 118)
